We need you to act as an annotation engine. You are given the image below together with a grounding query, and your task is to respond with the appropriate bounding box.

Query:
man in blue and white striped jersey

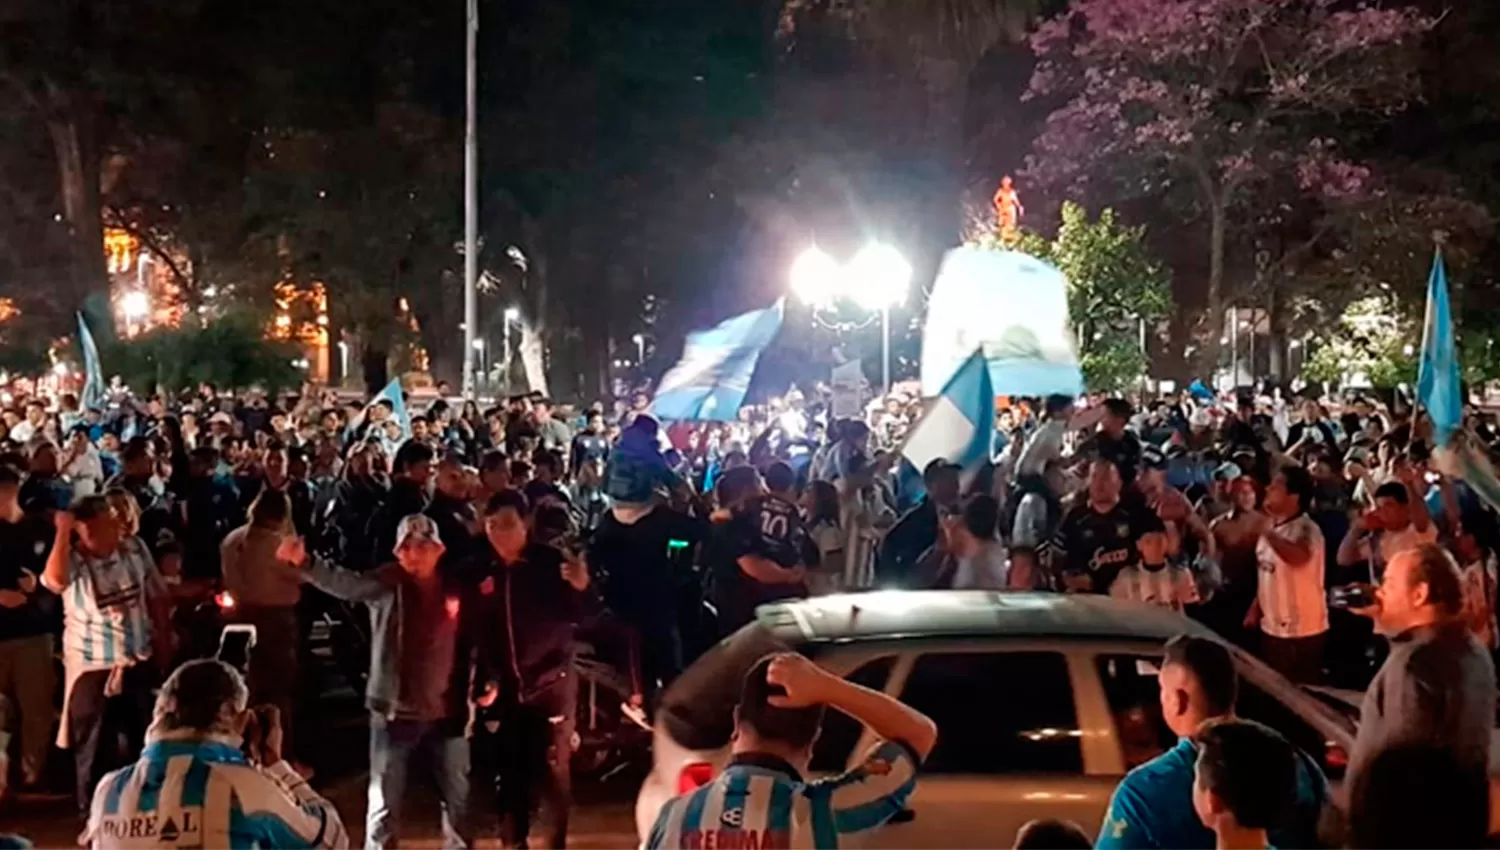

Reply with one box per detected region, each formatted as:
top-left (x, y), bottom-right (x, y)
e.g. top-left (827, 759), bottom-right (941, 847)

top-left (83, 658), bottom-right (349, 849)
top-left (646, 652), bottom-right (937, 849)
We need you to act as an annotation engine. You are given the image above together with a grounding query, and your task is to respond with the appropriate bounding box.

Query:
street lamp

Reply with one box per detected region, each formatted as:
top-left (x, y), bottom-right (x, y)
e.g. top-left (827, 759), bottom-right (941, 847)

top-left (847, 243), bottom-right (910, 392)
top-left (122, 291), bottom-right (150, 322)
top-left (789, 242), bottom-right (911, 392)
top-left (472, 337), bottom-right (487, 389)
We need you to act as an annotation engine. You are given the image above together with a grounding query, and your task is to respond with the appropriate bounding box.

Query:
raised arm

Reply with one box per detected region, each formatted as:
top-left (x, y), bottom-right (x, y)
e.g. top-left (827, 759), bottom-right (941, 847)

top-left (41, 511), bottom-right (74, 594)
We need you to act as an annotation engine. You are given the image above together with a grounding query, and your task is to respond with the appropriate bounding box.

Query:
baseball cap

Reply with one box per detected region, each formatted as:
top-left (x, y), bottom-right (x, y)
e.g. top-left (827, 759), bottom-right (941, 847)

top-left (1140, 445), bottom-right (1167, 470)
top-left (394, 514), bottom-right (443, 549)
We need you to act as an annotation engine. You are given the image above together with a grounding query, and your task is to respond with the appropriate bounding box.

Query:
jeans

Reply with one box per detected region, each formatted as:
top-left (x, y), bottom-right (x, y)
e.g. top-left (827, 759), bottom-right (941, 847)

top-left (366, 715), bottom-right (472, 849)
top-left (68, 665), bottom-right (156, 815)
top-left (237, 606), bottom-right (301, 760)
top-left (0, 634), bottom-right (55, 786)
top-left (490, 678), bottom-right (576, 849)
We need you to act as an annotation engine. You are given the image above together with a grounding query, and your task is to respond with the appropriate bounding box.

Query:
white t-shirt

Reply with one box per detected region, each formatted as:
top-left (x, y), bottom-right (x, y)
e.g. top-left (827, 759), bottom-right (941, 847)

top-left (952, 545), bottom-right (1010, 590)
top-left (1256, 514), bottom-right (1328, 639)
top-left (1110, 563), bottom-right (1200, 612)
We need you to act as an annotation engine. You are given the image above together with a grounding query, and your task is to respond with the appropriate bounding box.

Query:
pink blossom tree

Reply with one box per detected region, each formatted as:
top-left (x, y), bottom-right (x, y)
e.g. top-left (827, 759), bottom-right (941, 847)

top-left (1022, 0), bottom-right (1435, 369)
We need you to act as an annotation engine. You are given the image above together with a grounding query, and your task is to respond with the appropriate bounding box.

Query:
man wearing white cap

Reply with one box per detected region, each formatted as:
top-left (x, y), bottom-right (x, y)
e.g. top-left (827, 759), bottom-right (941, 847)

top-left (278, 514), bottom-right (481, 849)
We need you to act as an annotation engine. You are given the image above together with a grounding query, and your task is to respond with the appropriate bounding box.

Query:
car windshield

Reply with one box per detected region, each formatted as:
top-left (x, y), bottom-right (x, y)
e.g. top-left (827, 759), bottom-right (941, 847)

top-left (658, 623), bottom-right (797, 751)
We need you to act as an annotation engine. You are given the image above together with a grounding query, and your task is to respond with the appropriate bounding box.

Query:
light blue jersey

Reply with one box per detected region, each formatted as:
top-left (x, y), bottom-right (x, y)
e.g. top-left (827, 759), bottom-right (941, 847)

top-left (647, 740), bottom-right (918, 849)
top-left (85, 736), bottom-right (349, 849)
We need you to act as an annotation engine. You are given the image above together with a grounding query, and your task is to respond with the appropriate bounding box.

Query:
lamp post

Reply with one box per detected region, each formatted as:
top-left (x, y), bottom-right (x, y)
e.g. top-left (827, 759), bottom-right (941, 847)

top-left (790, 243), bottom-right (910, 393)
top-left (473, 338), bottom-right (487, 390)
top-left (461, 0), bottom-right (480, 400)
top-left (631, 333), bottom-right (645, 365)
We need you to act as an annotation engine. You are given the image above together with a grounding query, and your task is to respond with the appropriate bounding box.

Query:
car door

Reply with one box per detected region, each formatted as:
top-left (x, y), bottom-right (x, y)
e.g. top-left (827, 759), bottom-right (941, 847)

top-left (863, 645), bottom-right (1113, 849)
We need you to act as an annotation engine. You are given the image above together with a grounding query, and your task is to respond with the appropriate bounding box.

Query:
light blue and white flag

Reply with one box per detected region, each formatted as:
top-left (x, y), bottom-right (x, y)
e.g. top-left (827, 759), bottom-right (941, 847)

top-left (1418, 250), bottom-right (1461, 448)
top-left (650, 299), bottom-right (784, 422)
top-left (899, 349), bottom-right (995, 500)
top-left (373, 378), bottom-right (412, 439)
top-left (921, 247), bottom-right (1083, 398)
top-left (76, 311), bottom-right (106, 411)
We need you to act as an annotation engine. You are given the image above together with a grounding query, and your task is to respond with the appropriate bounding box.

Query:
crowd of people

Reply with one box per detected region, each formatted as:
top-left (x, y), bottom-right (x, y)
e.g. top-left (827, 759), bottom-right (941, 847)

top-left (0, 377), bottom-right (1495, 847)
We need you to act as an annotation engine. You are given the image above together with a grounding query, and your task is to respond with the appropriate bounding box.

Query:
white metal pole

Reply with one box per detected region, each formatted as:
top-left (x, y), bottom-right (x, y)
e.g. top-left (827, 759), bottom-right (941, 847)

top-left (461, 0), bottom-right (480, 400)
top-left (881, 306), bottom-right (891, 393)
top-left (503, 319), bottom-right (512, 396)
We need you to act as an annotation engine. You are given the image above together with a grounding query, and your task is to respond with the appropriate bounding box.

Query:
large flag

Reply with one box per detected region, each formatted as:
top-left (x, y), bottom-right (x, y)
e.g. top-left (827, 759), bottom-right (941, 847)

top-left (650, 299), bottom-right (785, 422)
top-left (350, 378), bottom-right (412, 442)
top-left (921, 247), bottom-right (1083, 398)
top-left (900, 349), bottom-right (995, 499)
top-left (76, 311), bottom-right (106, 411)
top-left (1418, 250), bottom-right (1461, 448)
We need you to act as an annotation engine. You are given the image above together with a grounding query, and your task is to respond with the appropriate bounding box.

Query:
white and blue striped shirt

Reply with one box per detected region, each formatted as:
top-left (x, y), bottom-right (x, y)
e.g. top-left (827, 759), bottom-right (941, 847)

top-left (46, 536), bottom-right (162, 672)
top-left (85, 736), bottom-right (349, 849)
top-left (646, 740), bottom-right (919, 849)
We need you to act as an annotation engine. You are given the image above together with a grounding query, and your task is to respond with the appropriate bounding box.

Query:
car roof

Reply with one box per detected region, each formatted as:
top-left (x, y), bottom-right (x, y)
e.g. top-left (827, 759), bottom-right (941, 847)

top-left (755, 590), bottom-right (1218, 645)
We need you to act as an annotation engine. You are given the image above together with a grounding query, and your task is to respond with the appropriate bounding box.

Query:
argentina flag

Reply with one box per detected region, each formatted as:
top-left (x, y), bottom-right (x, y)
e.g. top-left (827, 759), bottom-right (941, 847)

top-left (650, 299), bottom-right (784, 422)
top-left (76, 311), bottom-right (106, 411)
top-left (1418, 249), bottom-right (1461, 448)
top-left (373, 378), bottom-right (412, 438)
top-left (899, 349), bottom-right (995, 500)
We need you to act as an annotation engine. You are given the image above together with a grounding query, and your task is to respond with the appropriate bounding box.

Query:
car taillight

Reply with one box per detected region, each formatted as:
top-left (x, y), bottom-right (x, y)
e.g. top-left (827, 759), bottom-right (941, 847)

top-left (677, 762), bottom-right (715, 794)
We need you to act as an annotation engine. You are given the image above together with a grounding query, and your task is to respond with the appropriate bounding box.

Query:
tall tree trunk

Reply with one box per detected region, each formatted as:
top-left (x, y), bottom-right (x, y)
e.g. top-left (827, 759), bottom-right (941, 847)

top-left (361, 344), bottom-right (389, 397)
top-left (45, 103), bottom-right (109, 328)
top-left (1200, 196), bottom-right (1227, 376)
top-left (518, 324), bottom-right (549, 396)
top-left (1266, 285), bottom-right (1284, 384)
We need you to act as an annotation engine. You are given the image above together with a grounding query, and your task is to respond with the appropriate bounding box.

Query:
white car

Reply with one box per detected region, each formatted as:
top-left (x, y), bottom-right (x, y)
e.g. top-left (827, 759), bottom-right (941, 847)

top-left (636, 591), bottom-right (1355, 847)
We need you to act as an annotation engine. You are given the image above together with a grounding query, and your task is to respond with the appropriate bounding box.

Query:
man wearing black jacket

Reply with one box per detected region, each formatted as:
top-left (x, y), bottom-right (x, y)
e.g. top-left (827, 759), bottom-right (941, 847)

top-left (471, 489), bottom-right (594, 849)
top-left (876, 460), bottom-right (961, 586)
top-left (368, 441), bottom-right (435, 567)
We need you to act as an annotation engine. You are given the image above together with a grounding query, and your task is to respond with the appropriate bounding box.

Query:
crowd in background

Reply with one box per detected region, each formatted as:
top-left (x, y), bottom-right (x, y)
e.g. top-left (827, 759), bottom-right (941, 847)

top-left (0, 375), bottom-right (1496, 847)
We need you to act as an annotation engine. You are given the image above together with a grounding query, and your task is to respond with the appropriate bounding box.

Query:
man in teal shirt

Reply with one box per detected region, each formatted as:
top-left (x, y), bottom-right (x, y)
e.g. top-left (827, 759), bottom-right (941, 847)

top-left (1097, 636), bottom-right (1328, 849)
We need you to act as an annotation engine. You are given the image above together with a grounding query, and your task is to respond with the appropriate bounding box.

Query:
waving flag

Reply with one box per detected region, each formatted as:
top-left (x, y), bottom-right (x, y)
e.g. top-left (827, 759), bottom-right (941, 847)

top-left (374, 378), bottom-right (412, 439)
top-left (899, 349), bottom-right (995, 500)
top-left (76, 311), bottom-right (106, 411)
top-left (1418, 250), bottom-right (1461, 448)
top-left (650, 300), bottom-right (784, 422)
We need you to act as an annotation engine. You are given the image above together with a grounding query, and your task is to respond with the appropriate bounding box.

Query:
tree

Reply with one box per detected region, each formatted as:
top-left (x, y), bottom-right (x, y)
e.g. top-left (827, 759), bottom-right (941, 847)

top-left (1013, 201), bottom-right (1171, 391)
top-left (107, 310), bottom-right (301, 395)
top-left (1022, 0), bottom-right (1436, 371)
top-left (1302, 296), bottom-right (1415, 389)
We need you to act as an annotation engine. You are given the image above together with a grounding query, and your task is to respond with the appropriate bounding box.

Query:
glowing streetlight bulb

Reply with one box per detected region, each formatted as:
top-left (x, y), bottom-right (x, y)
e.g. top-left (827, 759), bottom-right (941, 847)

top-left (122, 291), bottom-right (150, 321)
top-left (789, 246), bottom-right (841, 307)
top-left (504, 307), bottom-right (520, 322)
top-left (847, 243), bottom-right (911, 310)
top-left (472, 338), bottom-right (486, 351)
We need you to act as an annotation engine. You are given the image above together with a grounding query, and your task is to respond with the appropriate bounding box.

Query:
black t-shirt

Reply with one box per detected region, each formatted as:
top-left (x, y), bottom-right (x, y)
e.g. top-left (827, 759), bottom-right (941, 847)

top-left (731, 494), bottom-right (811, 569)
top-left (1050, 501), bottom-right (1147, 594)
top-left (708, 506), bottom-right (808, 635)
top-left (0, 513), bottom-right (58, 641)
top-left (588, 505), bottom-right (703, 625)
top-left (1094, 431), bottom-right (1143, 485)
top-left (571, 433), bottom-right (610, 469)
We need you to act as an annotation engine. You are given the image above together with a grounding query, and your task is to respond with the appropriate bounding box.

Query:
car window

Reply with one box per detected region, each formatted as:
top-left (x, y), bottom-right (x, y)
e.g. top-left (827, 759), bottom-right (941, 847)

top-left (1237, 677), bottom-right (1345, 780)
top-left (659, 624), bottom-right (792, 750)
top-left (1096, 655), bottom-right (1176, 769)
top-left (810, 656), bottom-right (896, 773)
top-left (899, 651), bottom-right (1083, 774)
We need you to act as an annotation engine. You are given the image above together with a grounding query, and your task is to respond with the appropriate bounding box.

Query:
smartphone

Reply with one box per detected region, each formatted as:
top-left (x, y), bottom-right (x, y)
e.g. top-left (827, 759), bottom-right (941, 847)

top-left (217, 624), bottom-right (258, 675)
top-left (1328, 583), bottom-right (1376, 610)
